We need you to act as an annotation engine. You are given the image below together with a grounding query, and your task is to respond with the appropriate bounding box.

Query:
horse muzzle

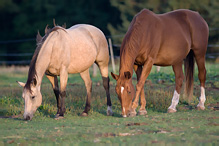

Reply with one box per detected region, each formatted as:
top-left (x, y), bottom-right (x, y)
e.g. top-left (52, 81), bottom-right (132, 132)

top-left (23, 113), bottom-right (33, 120)
top-left (122, 114), bottom-right (127, 118)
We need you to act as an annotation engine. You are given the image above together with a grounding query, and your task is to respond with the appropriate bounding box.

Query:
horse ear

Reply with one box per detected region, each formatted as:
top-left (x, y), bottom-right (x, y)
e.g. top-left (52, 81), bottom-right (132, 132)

top-left (17, 81), bottom-right (25, 87)
top-left (45, 24), bottom-right (49, 34)
top-left (62, 23), bottom-right (66, 29)
top-left (124, 71), bottom-right (131, 79)
top-left (111, 72), bottom-right (119, 81)
top-left (36, 30), bottom-right (42, 43)
top-left (53, 18), bottom-right (57, 27)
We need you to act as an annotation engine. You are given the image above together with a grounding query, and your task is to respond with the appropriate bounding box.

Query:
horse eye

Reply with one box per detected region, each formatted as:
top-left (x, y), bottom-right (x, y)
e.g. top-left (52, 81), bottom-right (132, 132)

top-left (31, 96), bottom-right (35, 99)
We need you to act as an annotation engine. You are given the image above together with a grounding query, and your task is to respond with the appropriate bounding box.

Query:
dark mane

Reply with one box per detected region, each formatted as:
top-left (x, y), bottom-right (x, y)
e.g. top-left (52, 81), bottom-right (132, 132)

top-left (25, 26), bottom-right (65, 92)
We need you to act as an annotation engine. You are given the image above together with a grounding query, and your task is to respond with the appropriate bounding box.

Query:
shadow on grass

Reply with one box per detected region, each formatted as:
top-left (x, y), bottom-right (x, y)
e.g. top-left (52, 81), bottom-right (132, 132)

top-left (98, 109), bottom-right (122, 118)
top-left (0, 114), bottom-right (24, 121)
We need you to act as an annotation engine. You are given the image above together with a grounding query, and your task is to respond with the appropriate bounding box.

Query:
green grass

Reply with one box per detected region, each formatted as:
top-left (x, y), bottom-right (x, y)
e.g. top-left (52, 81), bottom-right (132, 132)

top-left (0, 62), bottom-right (218, 145)
top-left (0, 111), bottom-right (218, 145)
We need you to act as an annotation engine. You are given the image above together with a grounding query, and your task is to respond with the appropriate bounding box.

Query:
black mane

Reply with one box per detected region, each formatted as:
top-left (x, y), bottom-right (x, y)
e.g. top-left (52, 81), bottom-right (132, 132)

top-left (24, 26), bottom-right (64, 92)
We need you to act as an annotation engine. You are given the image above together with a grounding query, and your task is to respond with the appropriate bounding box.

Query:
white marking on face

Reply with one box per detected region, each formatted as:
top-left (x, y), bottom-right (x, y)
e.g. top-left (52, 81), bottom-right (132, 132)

top-left (122, 107), bottom-right (127, 117)
top-left (121, 86), bottom-right (124, 94)
top-left (123, 107), bottom-right (125, 113)
top-left (123, 115), bottom-right (127, 118)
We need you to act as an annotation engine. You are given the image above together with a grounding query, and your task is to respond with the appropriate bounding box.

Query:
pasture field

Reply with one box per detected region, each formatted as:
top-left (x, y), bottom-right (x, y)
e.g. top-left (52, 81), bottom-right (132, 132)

top-left (0, 62), bottom-right (218, 145)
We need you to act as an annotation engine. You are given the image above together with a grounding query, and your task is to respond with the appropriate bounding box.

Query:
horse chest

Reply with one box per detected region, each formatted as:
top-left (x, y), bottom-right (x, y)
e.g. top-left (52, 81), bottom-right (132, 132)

top-left (134, 55), bottom-right (147, 65)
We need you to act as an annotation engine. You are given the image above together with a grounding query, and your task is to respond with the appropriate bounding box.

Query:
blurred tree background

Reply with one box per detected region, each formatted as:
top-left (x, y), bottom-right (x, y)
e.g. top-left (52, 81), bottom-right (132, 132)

top-left (0, 0), bottom-right (218, 64)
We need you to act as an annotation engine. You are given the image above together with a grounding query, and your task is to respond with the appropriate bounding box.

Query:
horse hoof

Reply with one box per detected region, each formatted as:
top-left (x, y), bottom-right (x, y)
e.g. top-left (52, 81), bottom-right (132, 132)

top-left (107, 106), bottom-right (113, 116)
top-left (107, 111), bottom-right (114, 116)
top-left (138, 110), bottom-right (147, 116)
top-left (54, 115), bottom-right (64, 120)
top-left (80, 112), bottom-right (88, 117)
top-left (127, 112), bottom-right (137, 117)
top-left (167, 108), bottom-right (177, 113)
top-left (197, 106), bottom-right (205, 110)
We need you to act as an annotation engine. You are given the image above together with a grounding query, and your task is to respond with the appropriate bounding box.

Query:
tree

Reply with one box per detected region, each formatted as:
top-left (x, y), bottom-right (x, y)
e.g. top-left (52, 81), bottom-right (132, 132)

top-left (109, 0), bottom-right (219, 46)
top-left (0, 0), bottom-right (121, 63)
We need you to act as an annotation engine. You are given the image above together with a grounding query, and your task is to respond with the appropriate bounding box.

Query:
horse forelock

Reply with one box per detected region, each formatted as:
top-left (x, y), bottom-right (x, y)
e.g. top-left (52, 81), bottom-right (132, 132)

top-left (25, 26), bottom-right (66, 93)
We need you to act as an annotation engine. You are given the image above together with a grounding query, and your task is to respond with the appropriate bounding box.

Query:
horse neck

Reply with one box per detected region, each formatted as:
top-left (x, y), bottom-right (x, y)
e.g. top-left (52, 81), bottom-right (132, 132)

top-left (119, 23), bottom-right (141, 77)
top-left (119, 46), bottom-right (137, 77)
top-left (35, 35), bottom-right (54, 86)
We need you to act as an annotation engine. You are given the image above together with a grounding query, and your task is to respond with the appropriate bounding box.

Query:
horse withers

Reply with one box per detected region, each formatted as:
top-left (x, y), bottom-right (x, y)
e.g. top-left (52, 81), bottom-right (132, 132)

top-left (111, 9), bottom-right (208, 117)
top-left (17, 24), bottom-right (113, 120)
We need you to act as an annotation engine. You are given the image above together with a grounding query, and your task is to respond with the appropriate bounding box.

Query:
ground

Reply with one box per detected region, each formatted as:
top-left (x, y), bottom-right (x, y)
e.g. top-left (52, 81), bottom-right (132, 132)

top-left (0, 62), bottom-right (218, 145)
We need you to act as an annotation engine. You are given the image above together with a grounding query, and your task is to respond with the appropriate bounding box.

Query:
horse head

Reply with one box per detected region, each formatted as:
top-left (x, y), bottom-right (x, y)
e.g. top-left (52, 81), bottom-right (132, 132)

top-left (111, 71), bottom-right (135, 117)
top-left (17, 78), bottom-right (42, 120)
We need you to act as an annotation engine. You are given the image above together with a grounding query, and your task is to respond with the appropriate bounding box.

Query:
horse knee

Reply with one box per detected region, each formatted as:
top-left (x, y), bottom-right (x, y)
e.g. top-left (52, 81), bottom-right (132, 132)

top-left (102, 77), bottom-right (109, 90)
top-left (85, 80), bottom-right (92, 92)
top-left (178, 76), bottom-right (184, 87)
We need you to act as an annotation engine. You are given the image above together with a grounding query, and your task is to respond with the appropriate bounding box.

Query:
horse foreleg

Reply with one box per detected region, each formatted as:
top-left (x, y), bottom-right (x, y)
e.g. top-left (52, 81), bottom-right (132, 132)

top-left (128, 57), bottom-right (154, 117)
top-left (59, 69), bottom-right (68, 118)
top-left (46, 75), bottom-right (62, 118)
top-left (133, 65), bottom-right (147, 116)
top-left (80, 69), bottom-right (92, 116)
top-left (168, 62), bottom-right (184, 113)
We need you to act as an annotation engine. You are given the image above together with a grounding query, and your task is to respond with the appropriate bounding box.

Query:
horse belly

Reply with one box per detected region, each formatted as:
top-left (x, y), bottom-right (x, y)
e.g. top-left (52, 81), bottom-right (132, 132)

top-left (155, 31), bottom-right (191, 65)
top-left (67, 60), bottom-right (95, 73)
top-left (67, 48), bottom-right (97, 73)
top-left (154, 45), bottom-right (190, 66)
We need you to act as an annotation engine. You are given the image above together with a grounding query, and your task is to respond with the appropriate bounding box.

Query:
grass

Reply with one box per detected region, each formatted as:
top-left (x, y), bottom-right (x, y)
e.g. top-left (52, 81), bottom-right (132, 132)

top-left (0, 62), bottom-right (218, 145)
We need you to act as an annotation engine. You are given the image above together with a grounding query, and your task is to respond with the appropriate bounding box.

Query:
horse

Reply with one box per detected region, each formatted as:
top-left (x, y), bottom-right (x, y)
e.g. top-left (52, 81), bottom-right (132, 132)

top-left (111, 9), bottom-right (208, 117)
top-left (17, 23), bottom-right (113, 120)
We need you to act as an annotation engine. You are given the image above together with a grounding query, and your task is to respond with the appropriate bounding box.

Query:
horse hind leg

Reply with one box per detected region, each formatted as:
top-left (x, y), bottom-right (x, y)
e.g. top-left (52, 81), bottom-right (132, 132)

top-left (168, 62), bottom-right (184, 113)
top-left (46, 75), bottom-right (63, 118)
top-left (80, 69), bottom-right (92, 116)
top-left (193, 50), bottom-right (207, 110)
top-left (95, 61), bottom-right (113, 116)
top-left (59, 69), bottom-right (69, 118)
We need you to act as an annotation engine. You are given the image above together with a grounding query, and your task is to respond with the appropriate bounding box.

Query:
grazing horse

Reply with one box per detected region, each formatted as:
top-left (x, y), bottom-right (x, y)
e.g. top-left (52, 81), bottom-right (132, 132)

top-left (17, 24), bottom-right (113, 120)
top-left (111, 9), bottom-right (208, 117)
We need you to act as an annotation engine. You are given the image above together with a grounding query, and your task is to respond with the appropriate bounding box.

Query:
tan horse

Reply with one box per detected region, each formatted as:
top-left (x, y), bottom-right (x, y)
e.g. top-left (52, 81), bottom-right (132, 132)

top-left (17, 24), bottom-right (113, 120)
top-left (111, 9), bottom-right (208, 117)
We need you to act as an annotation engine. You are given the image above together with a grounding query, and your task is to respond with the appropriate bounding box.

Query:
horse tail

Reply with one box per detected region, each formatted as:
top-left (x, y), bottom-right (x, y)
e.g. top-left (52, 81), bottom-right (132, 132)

top-left (184, 50), bottom-right (195, 101)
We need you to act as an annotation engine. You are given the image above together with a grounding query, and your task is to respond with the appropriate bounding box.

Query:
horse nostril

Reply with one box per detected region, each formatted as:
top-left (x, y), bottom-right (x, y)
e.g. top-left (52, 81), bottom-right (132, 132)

top-left (26, 115), bottom-right (31, 120)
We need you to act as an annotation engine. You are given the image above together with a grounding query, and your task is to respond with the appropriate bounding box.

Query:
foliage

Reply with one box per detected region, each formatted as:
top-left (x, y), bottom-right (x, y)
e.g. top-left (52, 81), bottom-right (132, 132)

top-left (0, 0), bottom-right (218, 59)
top-left (0, 0), bottom-right (122, 61)
top-left (109, 0), bottom-right (219, 45)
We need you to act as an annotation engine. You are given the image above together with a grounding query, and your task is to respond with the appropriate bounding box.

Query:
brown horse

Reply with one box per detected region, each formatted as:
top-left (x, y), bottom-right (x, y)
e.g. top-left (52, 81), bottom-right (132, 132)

top-left (111, 9), bottom-right (208, 117)
top-left (17, 24), bottom-right (113, 120)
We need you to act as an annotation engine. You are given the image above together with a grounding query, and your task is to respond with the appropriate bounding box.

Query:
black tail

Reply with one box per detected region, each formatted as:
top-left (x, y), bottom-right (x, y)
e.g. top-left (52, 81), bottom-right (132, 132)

top-left (184, 50), bottom-right (195, 101)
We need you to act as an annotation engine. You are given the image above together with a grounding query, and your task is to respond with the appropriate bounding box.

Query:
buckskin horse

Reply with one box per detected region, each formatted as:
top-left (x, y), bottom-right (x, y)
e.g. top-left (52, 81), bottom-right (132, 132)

top-left (111, 9), bottom-right (208, 117)
top-left (17, 23), bottom-right (113, 120)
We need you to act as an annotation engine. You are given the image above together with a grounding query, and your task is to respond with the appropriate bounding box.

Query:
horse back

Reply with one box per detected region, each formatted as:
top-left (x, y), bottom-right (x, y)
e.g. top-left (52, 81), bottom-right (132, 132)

top-left (156, 9), bottom-right (208, 64)
top-left (66, 24), bottom-right (108, 73)
top-left (127, 9), bottom-right (208, 66)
